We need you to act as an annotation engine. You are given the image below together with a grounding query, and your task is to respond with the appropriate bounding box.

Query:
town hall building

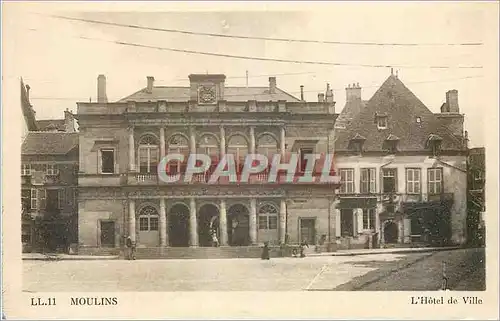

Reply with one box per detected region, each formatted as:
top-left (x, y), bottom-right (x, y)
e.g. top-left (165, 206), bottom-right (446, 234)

top-left (76, 74), bottom-right (340, 257)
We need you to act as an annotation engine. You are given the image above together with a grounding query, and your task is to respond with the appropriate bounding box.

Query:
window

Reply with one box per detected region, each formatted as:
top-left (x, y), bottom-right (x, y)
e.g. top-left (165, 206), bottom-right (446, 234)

top-left (257, 134), bottom-right (278, 157)
top-left (138, 206), bottom-right (159, 231)
top-left (45, 164), bottom-right (58, 176)
top-left (362, 208), bottom-right (376, 230)
top-left (416, 117), bottom-right (421, 123)
top-left (428, 168), bottom-right (443, 195)
top-left (299, 148), bottom-right (314, 172)
top-left (167, 134), bottom-right (189, 174)
top-left (360, 168), bottom-right (376, 194)
top-left (139, 135), bottom-right (159, 174)
top-left (30, 188), bottom-right (38, 210)
top-left (258, 204), bottom-right (278, 230)
top-left (22, 190), bottom-right (31, 211)
top-left (382, 168), bottom-right (397, 193)
top-left (58, 189), bottom-right (66, 209)
top-left (46, 189), bottom-right (59, 211)
top-left (406, 168), bottom-right (421, 194)
top-left (474, 171), bottom-right (483, 181)
top-left (377, 116), bottom-right (388, 129)
top-left (339, 169), bottom-right (354, 194)
top-left (227, 135), bottom-right (249, 170)
top-left (22, 164), bottom-right (31, 176)
top-left (100, 149), bottom-right (115, 174)
top-left (197, 134), bottom-right (219, 157)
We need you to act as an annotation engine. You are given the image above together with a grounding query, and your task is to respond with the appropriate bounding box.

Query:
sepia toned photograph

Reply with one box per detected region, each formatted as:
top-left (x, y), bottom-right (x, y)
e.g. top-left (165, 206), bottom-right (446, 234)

top-left (2, 1), bottom-right (498, 319)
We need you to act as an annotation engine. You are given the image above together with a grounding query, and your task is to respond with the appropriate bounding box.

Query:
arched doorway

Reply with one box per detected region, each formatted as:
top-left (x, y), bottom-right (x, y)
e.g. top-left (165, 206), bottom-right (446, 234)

top-left (138, 205), bottom-right (160, 246)
top-left (384, 221), bottom-right (398, 244)
top-left (168, 203), bottom-right (190, 247)
top-left (198, 204), bottom-right (220, 247)
top-left (228, 204), bottom-right (250, 246)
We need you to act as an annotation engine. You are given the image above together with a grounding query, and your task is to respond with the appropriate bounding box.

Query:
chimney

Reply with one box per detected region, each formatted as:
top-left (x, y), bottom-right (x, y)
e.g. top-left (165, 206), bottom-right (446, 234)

top-left (97, 75), bottom-right (108, 103)
top-left (300, 85), bottom-right (304, 101)
top-left (25, 84), bottom-right (31, 103)
top-left (146, 76), bottom-right (155, 94)
top-left (346, 82), bottom-right (362, 103)
top-left (269, 77), bottom-right (277, 94)
top-left (445, 89), bottom-right (459, 113)
top-left (325, 83), bottom-right (334, 103)
top-left (64, 108), bottom-right (75, 133)
top-left (318, 93), bottom-right (325, 102)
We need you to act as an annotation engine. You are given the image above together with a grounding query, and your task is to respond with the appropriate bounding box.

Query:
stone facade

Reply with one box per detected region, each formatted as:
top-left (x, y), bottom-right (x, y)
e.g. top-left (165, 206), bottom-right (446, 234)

top-left (77, 74), bottom-right (339, 254)
top-left (334, 73), bottom-right (469, 249)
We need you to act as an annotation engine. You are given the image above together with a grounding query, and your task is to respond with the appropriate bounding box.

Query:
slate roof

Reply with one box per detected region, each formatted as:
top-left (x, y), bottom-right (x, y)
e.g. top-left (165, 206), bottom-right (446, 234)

top-left (118, 86), bottom-right (301, 102)
top-left (335, 75), bottom-right (465, 152)
top-left (22, 132), bottom-right (78, 155)
top-left (36, 119), bottom-right (66, 131)
top-left (336, 99), bottom-right (368, 127)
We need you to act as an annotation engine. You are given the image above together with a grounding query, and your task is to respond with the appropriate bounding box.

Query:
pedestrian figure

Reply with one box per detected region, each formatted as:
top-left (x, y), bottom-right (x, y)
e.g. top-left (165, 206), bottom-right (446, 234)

top-left (300, 240), bottom-right (309, 258)
top-left (126, 236), bottom-right (136, 260)
top-left (261, 242), bottom-right (270, 260)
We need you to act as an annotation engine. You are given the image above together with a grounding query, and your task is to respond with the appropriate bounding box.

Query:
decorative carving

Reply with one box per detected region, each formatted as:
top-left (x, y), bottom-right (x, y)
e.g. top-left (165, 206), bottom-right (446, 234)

top-left (198, 85), bottom-right (217, 104)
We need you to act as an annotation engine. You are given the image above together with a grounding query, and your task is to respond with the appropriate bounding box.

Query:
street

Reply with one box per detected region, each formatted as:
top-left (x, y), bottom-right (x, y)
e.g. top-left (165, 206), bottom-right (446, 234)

top-left (23, 248), bottom-right (484, 292)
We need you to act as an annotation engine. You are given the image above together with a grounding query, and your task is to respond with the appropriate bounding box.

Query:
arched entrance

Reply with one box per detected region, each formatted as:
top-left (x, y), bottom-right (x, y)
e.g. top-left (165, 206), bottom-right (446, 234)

top-left (384, 221), bottom-right (398, 244)
top-left (228, 204), bottom-right (250, 246)
top-left (198, 204), bottom-right (220, 247)
top-left (168, 203), bottom-right (190, 247)
top-left (138, 205), bottom-right (160, 246)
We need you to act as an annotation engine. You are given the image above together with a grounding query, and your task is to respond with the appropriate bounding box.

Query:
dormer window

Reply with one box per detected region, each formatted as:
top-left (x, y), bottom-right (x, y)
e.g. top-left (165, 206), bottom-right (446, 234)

top-left (349, 133), bottom-right (366, 153)
top-left (416, 117), bottom-right (421, 124)
top-left (383, 134), bottom-right (400, 154)
top-left (426, 134), bottom-right (443, 157)
top-left (375, 113), bottom-right (388, 130)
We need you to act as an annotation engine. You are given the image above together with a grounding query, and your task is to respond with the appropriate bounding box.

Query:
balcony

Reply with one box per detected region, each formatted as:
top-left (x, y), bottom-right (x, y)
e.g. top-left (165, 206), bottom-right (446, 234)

top-left (44, 173), bottom-right (61, 185)
top-left (79, 174), bottom-right (124, 186)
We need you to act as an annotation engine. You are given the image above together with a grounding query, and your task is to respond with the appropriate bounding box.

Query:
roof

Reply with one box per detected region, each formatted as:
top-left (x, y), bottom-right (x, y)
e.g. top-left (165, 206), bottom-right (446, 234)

top-left (335, 75), bottom-right (465, 152)
top-left (336, 99), bottom-right (368, 126)
top-left (36, 119), bottom-right (66, 131)
top-left (118, 86), bottom-right (301, 102)
top-left (22, 132), bottom-right (78, 155)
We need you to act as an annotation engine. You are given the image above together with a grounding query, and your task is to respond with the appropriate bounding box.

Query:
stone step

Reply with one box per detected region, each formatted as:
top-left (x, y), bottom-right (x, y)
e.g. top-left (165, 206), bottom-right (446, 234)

top-left (133, 246), bottom-right (275, 260)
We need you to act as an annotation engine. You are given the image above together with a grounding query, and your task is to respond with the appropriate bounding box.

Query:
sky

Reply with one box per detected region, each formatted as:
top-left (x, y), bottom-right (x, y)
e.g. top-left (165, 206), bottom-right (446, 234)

top-left (3, 2), bottom-right (498, 148)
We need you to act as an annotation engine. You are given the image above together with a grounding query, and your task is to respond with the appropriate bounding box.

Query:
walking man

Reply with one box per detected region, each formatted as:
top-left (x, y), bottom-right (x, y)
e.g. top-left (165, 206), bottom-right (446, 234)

top-left (126, 236), bottom-right (136, 260)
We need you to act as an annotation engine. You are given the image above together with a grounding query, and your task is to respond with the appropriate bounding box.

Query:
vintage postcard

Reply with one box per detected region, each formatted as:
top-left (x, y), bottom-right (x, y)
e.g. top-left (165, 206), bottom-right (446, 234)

top-left (2, 1), bottom-right (499, 319)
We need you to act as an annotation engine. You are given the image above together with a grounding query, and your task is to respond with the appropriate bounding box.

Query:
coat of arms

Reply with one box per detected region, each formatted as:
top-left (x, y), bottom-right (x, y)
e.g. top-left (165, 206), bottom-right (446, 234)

top-left (198, 85), bottom-right (217, 104)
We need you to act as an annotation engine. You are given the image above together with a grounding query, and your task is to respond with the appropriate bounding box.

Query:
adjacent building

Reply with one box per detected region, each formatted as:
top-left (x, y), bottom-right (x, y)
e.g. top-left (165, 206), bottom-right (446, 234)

top-left (21, 80), bottom-right (79, 253)
top-left (334, 72), bottom-right (468, 249)
top-left (467, 147), bottom-right (485, 245)
top-left (76, 74), bottom-right (339, 257)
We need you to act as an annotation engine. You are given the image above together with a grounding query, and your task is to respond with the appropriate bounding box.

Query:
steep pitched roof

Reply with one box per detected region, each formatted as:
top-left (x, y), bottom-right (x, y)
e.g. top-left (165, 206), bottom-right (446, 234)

top-left (118, 86), bottom-right (300, 102)
top-left (36, 119), bottom-right (66, 131)
top-left (22, 132), bottom-right (78, 155)
top-left (336, 99), bottom-right (368, 127)
top-left (335, 75), bottom-right (464, 152)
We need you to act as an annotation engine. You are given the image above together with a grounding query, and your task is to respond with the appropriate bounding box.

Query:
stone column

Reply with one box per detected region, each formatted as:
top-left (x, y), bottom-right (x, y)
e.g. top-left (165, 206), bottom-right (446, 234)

top-left (249, 198), bottom-right (258, 245)
top-left (279, 199), bottom-right (287, 244)
top-left (189, 198), bottom-right (198, 247)
top-left (220, 126), bottom-right (226, 158)
top-left (159, 197), bottom-right (167, 247)
top-left (249, 126), bottom-right (256, 155)
top-left (128, 127), bottom-right (136, 171)
top-left (280, 126), bottom-right (286, 158)
top-left (129, 199), bottom-right (136, 243)
top-left (219, 199), bottom-right (228, 246)
top-left (159, 127), bottom-right (166, 158)
top-left (189, 126), bottom-right (196, 154)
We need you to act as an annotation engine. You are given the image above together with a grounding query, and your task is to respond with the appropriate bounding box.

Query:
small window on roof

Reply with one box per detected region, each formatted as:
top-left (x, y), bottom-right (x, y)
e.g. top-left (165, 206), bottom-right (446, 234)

top-left (377, 116), bottom-right (388, 129)
top-left (416, 117), bottom-right (421, 123)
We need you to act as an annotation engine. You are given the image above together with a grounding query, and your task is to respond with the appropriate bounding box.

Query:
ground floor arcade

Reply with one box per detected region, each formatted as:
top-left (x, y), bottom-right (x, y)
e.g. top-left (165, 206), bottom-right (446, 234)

top-left (77, 186), bottom-right (338, 254)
